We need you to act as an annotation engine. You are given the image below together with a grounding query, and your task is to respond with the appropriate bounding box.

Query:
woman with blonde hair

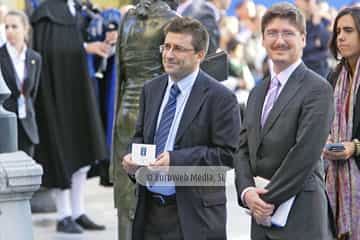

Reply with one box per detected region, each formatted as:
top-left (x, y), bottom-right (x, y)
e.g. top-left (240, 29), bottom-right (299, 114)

top-left (0, 10), bottom-right (41, 156)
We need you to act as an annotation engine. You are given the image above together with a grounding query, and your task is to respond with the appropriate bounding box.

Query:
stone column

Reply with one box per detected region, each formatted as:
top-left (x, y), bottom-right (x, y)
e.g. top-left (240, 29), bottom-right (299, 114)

top-left (0, 152), bottom-right (43, 240)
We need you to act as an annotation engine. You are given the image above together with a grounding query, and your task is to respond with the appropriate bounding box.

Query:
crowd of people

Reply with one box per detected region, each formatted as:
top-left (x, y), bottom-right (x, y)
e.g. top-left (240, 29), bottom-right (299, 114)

top-left (1, 0), bottom-right (360, 239)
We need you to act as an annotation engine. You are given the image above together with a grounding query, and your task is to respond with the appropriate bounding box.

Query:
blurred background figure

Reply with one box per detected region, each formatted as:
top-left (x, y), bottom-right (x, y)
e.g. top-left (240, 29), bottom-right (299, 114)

top-left (31, 0), bottom-right (110, 234)
top-left (119, 4), bottom-right (135, 15)
top-left (295, 0), bottom-right (332, 77)
top-left (0, 10), bottom-right (41, 157)
top-left (219, 15), bottom-right (239, 50)
top-left (324, 6), bottom-right (360, 240)
top-left (235, 0), bottom-right (256, 42)
top-left (111, 1), bottom-right (178, 239)
top-left (86, 8), bottom-right (121, 187)
top-left (222, 37), bottom-right (254, 106)
top-left (240, 3), bottom-right (267, 80)
top-left (0, 2), bottom-right (8, 46)
top-left (180, 0), bottom-right (231, 54)
top-left (24, 0), bottom-right (41, 16)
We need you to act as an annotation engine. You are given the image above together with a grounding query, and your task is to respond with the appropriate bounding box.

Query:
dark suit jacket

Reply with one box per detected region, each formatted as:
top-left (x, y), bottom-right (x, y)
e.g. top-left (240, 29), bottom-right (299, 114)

top-left (130, 70), bottom-right (240, 240)
top-left (235, 63), bottom-right (335, 239)
top-left (0, 45), bottom-right (41, 144)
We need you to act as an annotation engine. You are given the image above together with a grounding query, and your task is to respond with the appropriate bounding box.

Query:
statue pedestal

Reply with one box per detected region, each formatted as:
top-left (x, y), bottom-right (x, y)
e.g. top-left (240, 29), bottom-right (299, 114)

top-left (0, 151), bottom-right (43, 240)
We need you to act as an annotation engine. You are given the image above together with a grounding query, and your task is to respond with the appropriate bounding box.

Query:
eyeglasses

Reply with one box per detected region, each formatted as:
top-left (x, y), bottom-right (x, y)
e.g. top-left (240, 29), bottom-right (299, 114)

top-left (159, 43), bottom-right (195, 54)
top-left (264, 30), bottom-right (297, 40)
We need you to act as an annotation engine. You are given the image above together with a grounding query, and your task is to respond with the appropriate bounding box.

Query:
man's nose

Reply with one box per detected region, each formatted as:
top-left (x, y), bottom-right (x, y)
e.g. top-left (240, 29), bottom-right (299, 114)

top-left (165, 47), bottom-right (176, 57)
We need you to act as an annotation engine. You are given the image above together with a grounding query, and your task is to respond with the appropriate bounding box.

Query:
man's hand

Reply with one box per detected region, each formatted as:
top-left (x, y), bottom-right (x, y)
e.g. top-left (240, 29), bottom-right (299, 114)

top-left (122, 153), bottom-right (140, 175)
top-left (85, 41), bottom-right (111, 58)
top-left (323, 141), bottom-right (355, 160)
top-left (105, 31), bottom-right (118, 45)
top-left (244, 188), bottom-right (275, 221)
top-left (149, 151), bottom-right (170, 171)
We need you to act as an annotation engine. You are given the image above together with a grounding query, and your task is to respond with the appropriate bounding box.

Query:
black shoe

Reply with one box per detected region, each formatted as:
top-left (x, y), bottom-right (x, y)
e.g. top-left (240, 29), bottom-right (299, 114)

top-left (75, 214), bottom-right (106, 230)
top-left (56, 216), bottom-right (83, 234)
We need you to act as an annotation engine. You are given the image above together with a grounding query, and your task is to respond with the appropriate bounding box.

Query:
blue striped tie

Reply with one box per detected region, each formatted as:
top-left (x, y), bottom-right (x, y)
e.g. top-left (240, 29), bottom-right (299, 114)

top-left (147, 84), bottom-right (180, 195)
top-left (155, 84), bottom-right (181, 156)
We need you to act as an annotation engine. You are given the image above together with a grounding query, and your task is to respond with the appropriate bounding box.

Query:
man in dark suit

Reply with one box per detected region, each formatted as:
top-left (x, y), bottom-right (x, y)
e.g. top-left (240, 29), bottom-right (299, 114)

top-left (122, 17), bottom-right (240, 240)
top-left (234, 3), bottom-right (335, 239)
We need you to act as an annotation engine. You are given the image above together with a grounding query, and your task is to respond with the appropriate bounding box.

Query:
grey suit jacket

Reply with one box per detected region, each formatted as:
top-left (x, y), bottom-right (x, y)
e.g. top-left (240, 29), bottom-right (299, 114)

top-left (0, 45), bottom-right (41, 144)
top-left (130, 70), bottom-right (241, 240)
top-left (235, 63), bottom-right (335, 239)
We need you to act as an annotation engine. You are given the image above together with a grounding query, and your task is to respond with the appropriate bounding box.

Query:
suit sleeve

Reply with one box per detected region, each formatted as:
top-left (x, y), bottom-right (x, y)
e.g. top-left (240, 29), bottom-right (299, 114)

top-left (261, 82), bottom-right (334, 206)
top-left (169, 91), bottom-right (240, 168)
top-left (234, 91), bottom-right (256, 207)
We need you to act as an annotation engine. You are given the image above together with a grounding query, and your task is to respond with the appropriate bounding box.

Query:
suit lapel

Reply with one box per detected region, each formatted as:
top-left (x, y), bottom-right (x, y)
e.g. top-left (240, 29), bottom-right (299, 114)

top-left (175, 71), bottom-right (209, 144)
top-left (252, 76), bottom-right (270, 154)
top-left (260, 63), bottom-right (306, 140)
top-left (147, 75), bottom-right (168, 143)
top-left (0, 46), bottom-right (18, 94)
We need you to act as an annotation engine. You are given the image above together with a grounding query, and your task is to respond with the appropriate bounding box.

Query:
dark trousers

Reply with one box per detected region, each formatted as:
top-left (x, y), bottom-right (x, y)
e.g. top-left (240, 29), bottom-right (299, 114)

top-left (18, 125), bottom-right (34, 157)
top-left (144, 192), bottom-right (184, 240)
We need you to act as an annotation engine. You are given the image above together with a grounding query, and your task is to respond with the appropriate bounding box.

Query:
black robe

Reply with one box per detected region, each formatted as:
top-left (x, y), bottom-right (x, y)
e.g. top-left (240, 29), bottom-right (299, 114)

top-left (31, 0), bottom-right (107, 189)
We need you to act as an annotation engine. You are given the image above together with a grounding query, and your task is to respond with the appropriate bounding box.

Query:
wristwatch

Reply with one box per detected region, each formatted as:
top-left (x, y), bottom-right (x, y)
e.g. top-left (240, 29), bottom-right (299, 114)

top-left (353, 139), bottom-right (360, 156)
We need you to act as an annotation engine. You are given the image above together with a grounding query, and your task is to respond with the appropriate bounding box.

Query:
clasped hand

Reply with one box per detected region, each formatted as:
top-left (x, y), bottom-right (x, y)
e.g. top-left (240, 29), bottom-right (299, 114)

top-left (244, 188), bottom-right (275, 226)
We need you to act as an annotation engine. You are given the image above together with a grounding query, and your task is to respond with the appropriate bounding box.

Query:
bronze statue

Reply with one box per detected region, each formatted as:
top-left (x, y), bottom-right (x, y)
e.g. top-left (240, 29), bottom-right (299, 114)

top-left (111, 1), bottom-right (178, 239)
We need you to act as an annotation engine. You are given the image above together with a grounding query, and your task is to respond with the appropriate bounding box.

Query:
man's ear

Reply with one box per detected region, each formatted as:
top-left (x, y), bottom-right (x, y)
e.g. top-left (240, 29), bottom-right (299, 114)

top-left (302, 33), bottom-right (306, 48)
top-left (197, 49), bottom-right (206, 62)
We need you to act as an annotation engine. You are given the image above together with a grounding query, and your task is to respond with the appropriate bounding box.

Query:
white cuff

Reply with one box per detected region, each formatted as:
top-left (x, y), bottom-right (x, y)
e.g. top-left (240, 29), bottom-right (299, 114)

top-left (241, 186), bottom-right (256, 206)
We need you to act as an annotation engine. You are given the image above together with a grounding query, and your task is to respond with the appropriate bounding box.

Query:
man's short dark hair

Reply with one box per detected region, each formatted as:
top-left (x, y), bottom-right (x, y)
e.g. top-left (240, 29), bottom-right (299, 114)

top-left (329, 6), bottom-right (360, 60)
top-left (164, 16), bottom-right (209, 54)
top-left (261, 2), bottom-right (306, 35)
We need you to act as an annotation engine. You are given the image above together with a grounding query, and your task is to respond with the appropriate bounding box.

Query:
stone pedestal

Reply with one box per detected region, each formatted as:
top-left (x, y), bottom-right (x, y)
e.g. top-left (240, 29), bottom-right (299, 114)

top-left (0, 151), bottom-right (43, 240)
top-left (0, 70), bottom-right (17, 153)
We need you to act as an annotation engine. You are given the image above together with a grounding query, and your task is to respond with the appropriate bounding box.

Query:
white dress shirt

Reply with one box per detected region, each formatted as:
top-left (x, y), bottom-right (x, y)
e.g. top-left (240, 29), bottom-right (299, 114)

top-left (6, 43), bottom-right (27, 86)
top-left (67, 0), bottom-right (76, 16)
top-left (155, 68), bottom-right (199, 152)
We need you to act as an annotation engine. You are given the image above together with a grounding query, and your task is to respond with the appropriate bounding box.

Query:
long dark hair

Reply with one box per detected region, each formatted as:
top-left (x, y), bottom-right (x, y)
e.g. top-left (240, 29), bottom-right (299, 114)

top-left (329, 6), bottom-right (360, 60)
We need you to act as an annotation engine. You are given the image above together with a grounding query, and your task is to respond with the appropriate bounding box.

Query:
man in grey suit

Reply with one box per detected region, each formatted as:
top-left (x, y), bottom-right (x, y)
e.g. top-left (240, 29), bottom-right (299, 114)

top-left (122, 17), bottom-right (240, 240)
top-left (235, 3), bottom-right (335, 239)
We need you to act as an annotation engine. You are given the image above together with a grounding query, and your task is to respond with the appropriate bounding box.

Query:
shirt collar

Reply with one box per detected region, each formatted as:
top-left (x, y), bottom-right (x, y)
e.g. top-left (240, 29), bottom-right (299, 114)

top-left (168, 68), bottom-right (199, 94)
top-left (270, 59), bottom-right (302, 86)
top-left (6, 43), bottom-right (27, 61)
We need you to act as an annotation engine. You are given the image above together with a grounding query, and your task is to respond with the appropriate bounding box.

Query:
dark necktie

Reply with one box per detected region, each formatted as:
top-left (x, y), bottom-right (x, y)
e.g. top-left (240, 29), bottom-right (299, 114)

top-left (147, 84), bottom-right (181, 196)
top-left (154, 84), bottom-right (181, 156)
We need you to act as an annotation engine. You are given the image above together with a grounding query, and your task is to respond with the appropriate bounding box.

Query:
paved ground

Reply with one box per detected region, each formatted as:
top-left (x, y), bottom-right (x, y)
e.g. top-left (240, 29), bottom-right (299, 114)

top-left (32, 170), bottom-right (251, 240)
